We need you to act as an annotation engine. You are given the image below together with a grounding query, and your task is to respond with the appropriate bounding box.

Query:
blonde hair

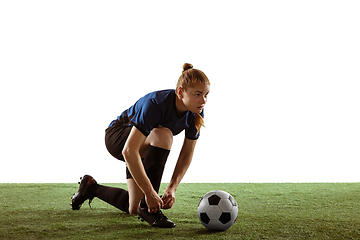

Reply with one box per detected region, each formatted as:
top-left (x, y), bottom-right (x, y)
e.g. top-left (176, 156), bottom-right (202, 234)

top-left (176, 63), bottom-right (210, 134)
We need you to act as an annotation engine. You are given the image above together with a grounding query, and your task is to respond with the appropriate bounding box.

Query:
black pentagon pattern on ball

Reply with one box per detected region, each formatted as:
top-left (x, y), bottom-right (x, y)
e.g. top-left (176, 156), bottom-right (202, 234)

top-left (229, 195), bottom-right (237, 207)
top-left (219, 212), bottom-right (231, 224)
top-left (208, 194), bottom-right (221, 205)
top-left (200, 212), bottom-right (210, 224)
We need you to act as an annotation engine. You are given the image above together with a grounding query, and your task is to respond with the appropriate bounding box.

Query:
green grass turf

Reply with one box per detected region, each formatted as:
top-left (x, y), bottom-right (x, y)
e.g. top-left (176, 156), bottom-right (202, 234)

top-left (0, 183), bottom-right (359, 239)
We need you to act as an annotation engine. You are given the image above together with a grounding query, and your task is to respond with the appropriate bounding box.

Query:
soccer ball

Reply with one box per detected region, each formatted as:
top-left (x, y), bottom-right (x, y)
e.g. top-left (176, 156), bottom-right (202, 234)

top-left (197, 190), bottom-right (238, 231)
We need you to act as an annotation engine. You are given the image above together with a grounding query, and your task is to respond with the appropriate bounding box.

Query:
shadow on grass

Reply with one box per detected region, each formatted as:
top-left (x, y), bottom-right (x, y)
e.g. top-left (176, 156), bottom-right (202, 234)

top-left (1, 207), bottom-right (232, 240)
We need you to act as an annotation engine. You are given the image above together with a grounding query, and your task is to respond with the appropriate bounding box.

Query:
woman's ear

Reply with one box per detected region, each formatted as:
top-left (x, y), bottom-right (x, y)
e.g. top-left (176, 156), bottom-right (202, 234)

top-left (177, 86), bottom-right (184, 99)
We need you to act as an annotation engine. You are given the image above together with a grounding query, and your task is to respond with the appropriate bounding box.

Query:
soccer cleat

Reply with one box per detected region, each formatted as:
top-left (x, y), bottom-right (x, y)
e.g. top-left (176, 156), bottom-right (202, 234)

top-left (137, 207), bottom-right (176, 228)
top-left (71, 175), bottom-right (97, 210)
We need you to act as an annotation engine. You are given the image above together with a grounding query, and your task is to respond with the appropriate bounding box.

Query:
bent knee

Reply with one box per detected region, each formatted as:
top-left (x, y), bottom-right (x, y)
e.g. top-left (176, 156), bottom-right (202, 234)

top-left (148, 127), bottom-right (173, 150)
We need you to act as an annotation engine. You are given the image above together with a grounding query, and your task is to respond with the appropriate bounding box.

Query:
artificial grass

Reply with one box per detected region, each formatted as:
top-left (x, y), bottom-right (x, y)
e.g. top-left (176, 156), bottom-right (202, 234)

top-left (0, 183), bottom-right (359, 239)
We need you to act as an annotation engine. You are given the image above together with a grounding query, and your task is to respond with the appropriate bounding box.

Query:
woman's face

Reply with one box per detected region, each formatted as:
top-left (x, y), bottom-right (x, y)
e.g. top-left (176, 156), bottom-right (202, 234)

top-left (181, 82), bottom-right (210, 114)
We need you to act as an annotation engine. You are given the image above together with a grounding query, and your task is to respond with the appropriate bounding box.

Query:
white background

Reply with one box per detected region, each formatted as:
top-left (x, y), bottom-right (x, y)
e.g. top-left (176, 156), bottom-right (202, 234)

top-left (1, 1), bottom-right (359, 183)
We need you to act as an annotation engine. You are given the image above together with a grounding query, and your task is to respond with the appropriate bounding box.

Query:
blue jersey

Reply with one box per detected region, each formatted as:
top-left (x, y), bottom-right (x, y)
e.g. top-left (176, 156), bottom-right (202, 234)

top-left (109, 89), bottom-right (203, 140)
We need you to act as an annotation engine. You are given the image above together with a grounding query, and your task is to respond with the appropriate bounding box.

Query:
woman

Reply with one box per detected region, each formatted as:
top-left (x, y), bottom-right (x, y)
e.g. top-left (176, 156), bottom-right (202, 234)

top-left (71, 63), bottom-right (210, 228)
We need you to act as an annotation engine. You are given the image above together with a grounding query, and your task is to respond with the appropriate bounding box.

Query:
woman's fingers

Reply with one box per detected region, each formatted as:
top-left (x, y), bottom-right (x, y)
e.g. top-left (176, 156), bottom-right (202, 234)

top-left (146, 192), bottom-right (163, 213)
top-left (162, 194), bottom-right (175, 209)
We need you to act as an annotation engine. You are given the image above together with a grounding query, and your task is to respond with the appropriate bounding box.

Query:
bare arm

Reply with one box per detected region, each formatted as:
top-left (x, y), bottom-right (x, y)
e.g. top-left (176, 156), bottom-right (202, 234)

top-left (162, 137), bottom-right (197, 209)
top-left (122, 127), bottom-right (163, 212)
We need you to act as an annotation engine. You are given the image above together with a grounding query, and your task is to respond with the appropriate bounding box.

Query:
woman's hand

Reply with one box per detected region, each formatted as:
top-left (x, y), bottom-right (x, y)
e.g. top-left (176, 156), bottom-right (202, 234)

top-left (161, 187), bottom-right (176, 209)
top-left (145, 190), bottom-right (164, 213)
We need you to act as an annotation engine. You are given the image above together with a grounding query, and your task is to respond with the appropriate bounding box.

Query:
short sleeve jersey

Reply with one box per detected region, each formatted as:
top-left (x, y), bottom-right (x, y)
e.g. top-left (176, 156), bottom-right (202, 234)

top-left (109, 89), bottom-right (203, 140)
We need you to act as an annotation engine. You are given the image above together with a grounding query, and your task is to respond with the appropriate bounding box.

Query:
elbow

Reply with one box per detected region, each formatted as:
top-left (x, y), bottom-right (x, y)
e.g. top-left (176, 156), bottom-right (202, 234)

top-left (122, 146), bottom-right (139, 163)
top-left (122, 147), bottom-right (131, 161)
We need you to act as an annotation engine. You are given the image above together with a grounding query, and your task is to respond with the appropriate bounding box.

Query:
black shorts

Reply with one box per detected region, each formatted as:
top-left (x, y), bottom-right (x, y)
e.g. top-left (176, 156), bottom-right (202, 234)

top-left (105, 120), bottom-right (132, 161)
top-left (105, 120), bottom-right (134, 179)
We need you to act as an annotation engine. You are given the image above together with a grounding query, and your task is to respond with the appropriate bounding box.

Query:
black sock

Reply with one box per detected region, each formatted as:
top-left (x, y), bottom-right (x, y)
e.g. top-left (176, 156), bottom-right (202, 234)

top-left (92, 146), bottom-right (169, 211)
top-left (92, 184), bottom-right (129, 214)
top-left (139, 145), bottom-right (170, 208)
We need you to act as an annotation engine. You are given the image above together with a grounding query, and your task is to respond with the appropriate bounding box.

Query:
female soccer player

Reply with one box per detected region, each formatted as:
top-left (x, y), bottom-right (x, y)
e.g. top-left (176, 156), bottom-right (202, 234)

top-left (71, 63), bottom-right (210, 228)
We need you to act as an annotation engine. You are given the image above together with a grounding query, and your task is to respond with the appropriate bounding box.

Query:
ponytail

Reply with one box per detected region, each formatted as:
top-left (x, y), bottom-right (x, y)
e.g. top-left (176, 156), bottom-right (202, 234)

top-left (195, 113), bottom-right (205, 134)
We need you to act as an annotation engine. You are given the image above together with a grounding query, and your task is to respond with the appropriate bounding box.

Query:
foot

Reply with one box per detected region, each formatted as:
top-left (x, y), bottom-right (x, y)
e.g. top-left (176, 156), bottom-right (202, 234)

top-left (137, 207), bottom-right (176, 228)
top-left (71, 175), bottom-right (97, 210)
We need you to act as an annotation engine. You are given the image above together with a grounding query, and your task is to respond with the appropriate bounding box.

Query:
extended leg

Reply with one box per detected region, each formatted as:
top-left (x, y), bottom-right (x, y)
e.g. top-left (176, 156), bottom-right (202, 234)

top-left (71, 175), bottom-right (130, 214)
top-left (93, 184), bottom-right (130, 213)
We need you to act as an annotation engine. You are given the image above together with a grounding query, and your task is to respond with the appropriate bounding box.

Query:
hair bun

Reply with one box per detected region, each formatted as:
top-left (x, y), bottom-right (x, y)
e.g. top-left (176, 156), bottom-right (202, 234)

top-left (182, 63), bottom-right (193, 72)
